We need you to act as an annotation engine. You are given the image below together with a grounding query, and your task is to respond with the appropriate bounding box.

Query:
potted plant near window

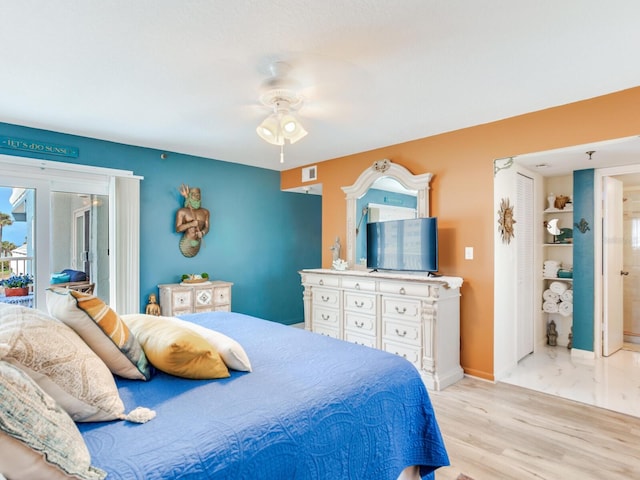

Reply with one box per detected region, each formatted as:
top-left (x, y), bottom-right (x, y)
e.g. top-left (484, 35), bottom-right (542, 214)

top-left (1, 274), bottom-right (34, 297)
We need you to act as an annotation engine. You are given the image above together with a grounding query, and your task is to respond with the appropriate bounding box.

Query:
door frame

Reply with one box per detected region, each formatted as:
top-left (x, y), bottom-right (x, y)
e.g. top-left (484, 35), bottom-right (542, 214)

top-left (0, 154), bottom-right (142, 313)
top-left (594, 163), bottom-right (640, 358)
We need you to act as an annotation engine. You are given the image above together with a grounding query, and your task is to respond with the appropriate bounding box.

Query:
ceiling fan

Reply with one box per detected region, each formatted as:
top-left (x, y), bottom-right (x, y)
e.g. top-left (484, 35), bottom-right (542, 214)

top-left (255, 61), bottom-right (309, 163)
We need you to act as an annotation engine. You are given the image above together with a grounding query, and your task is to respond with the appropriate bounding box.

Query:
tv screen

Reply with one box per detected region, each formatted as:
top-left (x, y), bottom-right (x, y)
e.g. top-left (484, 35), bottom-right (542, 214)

top-left (366, 217), bottom-right (438, 272)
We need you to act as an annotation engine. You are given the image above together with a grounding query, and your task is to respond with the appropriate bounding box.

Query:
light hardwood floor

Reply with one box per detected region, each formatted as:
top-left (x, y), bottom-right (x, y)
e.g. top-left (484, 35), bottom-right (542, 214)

top-left (428, 376), bottom-right (640, 480)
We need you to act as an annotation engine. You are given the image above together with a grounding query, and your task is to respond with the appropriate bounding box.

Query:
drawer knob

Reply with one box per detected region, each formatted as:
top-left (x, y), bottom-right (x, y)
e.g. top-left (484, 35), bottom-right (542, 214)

top-left (395, 306), bottom-right (407, 314)
top-left (319, 279), bottom-right (324, 285)
top-left (354, 300), bottom-right (364, 308)
top-left (394, 351), bottom-right (408, 359)
top-left (395, 328), bottom-right (407, 337)
top-left (355, 283), bottom-right (360, 289)
top-left (355, 320), bottom-right (364, 328)
top-left (321, 295), bottom-right (330, 302)
top-left (322, 314), bottom-right (330, 320)
top-left (399, 287), bottom-right (406, 295)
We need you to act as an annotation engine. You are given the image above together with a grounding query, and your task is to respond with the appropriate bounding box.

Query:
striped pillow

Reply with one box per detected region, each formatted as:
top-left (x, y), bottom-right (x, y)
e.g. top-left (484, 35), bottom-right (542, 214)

top-left (46, 288), bottom-right (151, 380)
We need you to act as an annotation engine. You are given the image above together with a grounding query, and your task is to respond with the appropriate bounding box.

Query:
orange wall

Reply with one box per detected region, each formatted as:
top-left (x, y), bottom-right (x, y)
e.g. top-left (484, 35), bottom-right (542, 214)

top-left (281, 86), bottom-right (640, 381)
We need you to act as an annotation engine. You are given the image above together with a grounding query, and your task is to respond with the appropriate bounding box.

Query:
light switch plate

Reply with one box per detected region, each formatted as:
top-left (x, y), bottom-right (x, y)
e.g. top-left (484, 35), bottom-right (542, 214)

top-left (465, 247), bottom-right (474, 260)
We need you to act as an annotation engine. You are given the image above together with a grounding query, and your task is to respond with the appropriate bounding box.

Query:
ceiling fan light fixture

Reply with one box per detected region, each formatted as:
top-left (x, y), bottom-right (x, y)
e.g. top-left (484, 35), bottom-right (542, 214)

top-left (256, 63), bottom-right (309, 161)
top-left (256, 114), bottom-right (284, 145)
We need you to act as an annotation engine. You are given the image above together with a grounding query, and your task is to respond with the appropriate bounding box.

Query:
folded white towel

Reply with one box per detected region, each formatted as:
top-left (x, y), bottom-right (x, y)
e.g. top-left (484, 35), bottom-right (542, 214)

top-left (559, 301), bottom-right (573, 316)
top-left (543, 301), bottom-right (559, 313)
top-left (560, 289), bottom-right (573, 303)
top-left (544, 260), bottom-right (560, 267)
top-left (543, 289), bottom-right (560, 303)
top-left (549, 281), bottom-right (568, 295)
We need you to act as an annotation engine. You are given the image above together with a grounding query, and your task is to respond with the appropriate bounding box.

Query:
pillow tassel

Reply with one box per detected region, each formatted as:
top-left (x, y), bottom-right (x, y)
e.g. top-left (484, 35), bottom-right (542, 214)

top-left (120, 406), bottom-right (156, 424)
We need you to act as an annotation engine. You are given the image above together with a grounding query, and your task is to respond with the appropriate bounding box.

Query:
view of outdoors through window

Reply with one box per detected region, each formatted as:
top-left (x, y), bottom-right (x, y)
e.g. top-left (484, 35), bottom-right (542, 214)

top-left (0, 185), bottom-right (108, 309)
top-left (0, 186), bottom-right (33, 307)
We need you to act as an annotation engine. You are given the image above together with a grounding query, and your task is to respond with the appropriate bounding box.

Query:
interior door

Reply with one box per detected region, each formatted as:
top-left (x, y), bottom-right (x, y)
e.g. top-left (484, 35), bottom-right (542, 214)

top-left (517, 173), bottom-right (534, 359)
top-left (603, 176), bottom-right (624, 356)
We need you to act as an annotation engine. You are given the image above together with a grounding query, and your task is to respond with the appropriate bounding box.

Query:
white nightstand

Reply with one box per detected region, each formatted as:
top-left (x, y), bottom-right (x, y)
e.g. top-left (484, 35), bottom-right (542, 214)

top-left (158, 281), bottom-right (233, 316)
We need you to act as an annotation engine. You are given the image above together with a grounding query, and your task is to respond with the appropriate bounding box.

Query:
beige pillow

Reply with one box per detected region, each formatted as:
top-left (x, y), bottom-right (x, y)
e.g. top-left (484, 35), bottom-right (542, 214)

top-left (125, 314), bottom-right (230, 379)
top-left (0, 360), bottom-right (106, 480)
top-left (0, 303), bottom-right (125, 422)
top-left (123, 314), bottom-right (252, 372)
top-left (46, 288), bottom-right (151, 380)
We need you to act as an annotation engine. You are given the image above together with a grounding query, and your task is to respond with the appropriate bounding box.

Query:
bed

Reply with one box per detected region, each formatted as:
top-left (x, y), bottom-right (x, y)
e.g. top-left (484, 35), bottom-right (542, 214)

top-left (77, 311), bottom-right (449, 480)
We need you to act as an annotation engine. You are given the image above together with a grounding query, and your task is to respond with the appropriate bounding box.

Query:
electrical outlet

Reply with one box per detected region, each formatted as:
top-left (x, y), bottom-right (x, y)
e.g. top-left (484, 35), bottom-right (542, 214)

top-left (465, 247), bottom-right (474, 260)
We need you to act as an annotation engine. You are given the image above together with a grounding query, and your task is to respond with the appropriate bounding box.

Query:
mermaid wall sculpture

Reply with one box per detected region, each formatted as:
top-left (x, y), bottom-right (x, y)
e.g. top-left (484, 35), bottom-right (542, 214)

top-left (175, 184), bottom-right (210, 257)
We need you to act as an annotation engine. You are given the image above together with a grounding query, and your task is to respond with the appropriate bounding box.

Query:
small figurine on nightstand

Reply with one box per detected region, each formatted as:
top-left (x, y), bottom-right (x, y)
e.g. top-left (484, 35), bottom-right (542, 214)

top-left (547, 320), bottom-right (558, 346)
top-left (145, 293), bottom-right (161, 316)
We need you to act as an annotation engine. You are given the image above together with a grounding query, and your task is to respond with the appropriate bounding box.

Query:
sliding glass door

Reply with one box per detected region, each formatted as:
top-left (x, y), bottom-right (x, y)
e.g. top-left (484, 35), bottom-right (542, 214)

top-left (0, 155), bottom-right (141, 313)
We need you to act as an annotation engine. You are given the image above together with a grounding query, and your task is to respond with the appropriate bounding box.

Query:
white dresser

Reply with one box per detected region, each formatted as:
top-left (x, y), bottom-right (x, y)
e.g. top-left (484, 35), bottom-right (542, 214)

top-left (299, 269), bottom-right (463, 390)
top-left (158, 281), bottom-right (233, 316)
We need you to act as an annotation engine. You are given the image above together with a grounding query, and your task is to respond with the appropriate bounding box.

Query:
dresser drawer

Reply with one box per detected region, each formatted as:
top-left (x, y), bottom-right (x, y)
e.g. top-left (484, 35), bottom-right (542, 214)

top-left (382, 340), bottom-right (421, 369)
top-left (313, 306), bottom-right (340, 327)
top-left (312, 288), bottom-right (340, 308)
top-left (381, 296), bottom-right (421, 320)
top-left (344, 312), bottom-right (376, 335)
top-left (345, 330), bottom-right (377, 348)
top-left (313, 323), bottom-right (339, 339)
top-left (342, 277), bottom-right (376, 292)
top-left (383, 319), bottom-right (421, 346)
top-left (344, 292), bottom-right (376, 314)
top-left (379, 281), bottom-right (431, 298)
top-left (304, 273), bottom-right (340, 288)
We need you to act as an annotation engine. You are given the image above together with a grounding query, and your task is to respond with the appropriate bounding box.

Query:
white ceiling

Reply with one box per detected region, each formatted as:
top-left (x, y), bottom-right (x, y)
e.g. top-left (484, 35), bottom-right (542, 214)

top-left (2, 1), bottom-right (640, 171)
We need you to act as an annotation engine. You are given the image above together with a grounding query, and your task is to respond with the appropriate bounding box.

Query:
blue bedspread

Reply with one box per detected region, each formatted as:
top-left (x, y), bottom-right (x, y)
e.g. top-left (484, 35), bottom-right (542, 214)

top-left (79, 312), bottom-right (449, 479)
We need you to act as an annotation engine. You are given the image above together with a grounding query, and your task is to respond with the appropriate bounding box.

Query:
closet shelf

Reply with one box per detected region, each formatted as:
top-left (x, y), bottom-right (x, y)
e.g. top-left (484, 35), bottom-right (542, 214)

top-left (543, 207), bottom-right (573, 213)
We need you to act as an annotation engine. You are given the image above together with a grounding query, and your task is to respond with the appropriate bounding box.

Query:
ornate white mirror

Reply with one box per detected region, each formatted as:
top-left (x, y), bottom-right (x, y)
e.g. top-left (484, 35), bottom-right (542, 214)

top-left (342, 159), bottom-right (433, 269)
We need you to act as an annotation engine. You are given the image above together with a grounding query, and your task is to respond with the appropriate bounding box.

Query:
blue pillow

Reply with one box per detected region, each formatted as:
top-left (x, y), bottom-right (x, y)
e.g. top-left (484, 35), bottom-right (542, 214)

top-left (61, 269), bottom-right (87, 282)
top-left (50, 273), bottom-right (71, 284)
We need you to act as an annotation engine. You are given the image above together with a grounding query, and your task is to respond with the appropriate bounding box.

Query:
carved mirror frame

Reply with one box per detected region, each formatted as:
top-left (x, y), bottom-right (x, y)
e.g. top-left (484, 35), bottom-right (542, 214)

top-left (342, 159), bottom-right (433, 269)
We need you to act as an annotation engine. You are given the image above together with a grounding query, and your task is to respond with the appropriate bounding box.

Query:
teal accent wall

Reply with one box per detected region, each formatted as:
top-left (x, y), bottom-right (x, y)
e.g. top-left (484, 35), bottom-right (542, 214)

top-left (572, 169), bottom-right (594, 351)
top-left (0, 123), bottom-right (321, 324)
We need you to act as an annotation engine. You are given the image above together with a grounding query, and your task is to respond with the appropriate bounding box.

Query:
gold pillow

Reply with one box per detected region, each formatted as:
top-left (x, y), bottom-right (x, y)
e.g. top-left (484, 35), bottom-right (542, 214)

top-left (125, 315), bottom-right (229, 379)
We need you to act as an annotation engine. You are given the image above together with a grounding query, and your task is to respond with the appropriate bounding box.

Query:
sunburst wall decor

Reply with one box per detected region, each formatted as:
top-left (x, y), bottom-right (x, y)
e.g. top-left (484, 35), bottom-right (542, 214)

top-left (497, 197), bottom-right (516, 244)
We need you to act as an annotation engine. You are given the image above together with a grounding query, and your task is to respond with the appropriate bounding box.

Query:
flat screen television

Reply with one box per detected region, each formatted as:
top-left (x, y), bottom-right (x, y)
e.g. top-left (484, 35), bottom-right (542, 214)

top-left (366, 217), bottom-right (438, 273)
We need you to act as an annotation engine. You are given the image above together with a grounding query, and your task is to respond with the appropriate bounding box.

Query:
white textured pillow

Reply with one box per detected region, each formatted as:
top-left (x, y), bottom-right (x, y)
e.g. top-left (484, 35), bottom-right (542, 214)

top-left (0, 360), bottom-right (106, 480)
top-left (0, 304), bottom-right (125, 422)
top-left (122, 314), bottom-right (252, 372)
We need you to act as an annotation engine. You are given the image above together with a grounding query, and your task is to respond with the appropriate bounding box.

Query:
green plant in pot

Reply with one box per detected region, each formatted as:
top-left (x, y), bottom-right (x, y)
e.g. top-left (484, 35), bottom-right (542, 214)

top-left (1, 273), bottom-right (34, 296)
